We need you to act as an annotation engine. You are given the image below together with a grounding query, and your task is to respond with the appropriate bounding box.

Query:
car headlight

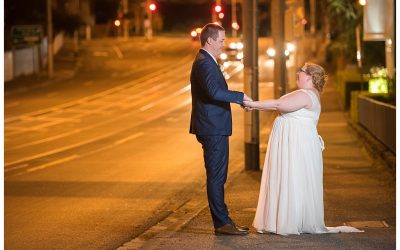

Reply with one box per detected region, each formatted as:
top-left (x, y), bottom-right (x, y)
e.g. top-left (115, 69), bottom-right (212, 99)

top-left (284, 49), bottom-right (290, 57)
top-left (229, 42), bottom-right (237, 49)
top-left (267, 48), bottom-right (276, 57)
top-left (236, 52), bottom-right (243, 60)
top-left (220, 53), bottom-right (228, 60)
top-left (286, 42), bottom-right (295, 52)
top-left (236, 42), bottom-right (244, 50)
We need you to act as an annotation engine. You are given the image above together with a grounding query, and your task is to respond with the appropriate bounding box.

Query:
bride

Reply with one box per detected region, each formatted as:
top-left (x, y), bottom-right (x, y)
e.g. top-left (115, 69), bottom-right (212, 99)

top-left (244, 63), bottom-right (363, 235)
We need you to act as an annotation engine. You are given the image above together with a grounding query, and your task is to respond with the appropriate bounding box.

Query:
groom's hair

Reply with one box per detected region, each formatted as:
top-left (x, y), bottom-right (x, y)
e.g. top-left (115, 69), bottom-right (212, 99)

top-left (200, 23), bottom-right (225, 46)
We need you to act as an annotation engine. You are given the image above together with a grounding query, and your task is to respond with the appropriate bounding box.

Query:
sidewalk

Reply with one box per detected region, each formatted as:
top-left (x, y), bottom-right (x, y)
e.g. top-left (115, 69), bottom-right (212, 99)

top-left (119, 80), bottom-right (396, 249)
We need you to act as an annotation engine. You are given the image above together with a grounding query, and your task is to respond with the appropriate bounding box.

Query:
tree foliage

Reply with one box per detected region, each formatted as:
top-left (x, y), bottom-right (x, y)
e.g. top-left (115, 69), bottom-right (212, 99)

top-left (324, 0), bottom-right (362, 62)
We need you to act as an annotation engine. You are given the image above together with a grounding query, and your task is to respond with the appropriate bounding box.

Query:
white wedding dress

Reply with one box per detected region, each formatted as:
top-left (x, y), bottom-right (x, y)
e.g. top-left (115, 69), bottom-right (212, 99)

top-left (253, 89), bottom-right (362, 235)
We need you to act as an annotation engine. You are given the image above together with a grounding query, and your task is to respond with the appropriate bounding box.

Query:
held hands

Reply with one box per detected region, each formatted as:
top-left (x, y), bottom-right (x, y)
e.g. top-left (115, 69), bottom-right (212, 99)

top-left (242, 94), bottom-right (254, 111)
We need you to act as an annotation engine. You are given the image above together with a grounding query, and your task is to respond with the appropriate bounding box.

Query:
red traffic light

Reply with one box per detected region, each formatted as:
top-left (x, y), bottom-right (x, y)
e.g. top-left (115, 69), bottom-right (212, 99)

top-left (214, 5), bottom-right (222, 13)
top-left (149, 3), bottom-right (157, 11)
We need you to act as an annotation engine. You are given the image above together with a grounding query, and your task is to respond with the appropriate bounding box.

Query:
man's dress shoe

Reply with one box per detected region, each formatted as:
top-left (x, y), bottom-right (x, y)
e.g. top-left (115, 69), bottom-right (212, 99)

top-left (232, 222), bottom-right (250, 232)
top-left (214, 224), bottom-right (249, 236)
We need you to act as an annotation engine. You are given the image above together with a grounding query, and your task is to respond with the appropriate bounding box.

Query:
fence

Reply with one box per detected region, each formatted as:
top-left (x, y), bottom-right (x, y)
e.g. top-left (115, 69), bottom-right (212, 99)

top-left (4, 32), bottom-right (64, 82)
top-left (358, 95), bottom-right (396, 153)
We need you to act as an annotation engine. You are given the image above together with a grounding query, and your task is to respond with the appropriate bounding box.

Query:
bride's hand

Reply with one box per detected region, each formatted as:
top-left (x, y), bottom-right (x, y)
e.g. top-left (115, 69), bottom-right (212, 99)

top-left (243, 100), bottom-right (254, 111)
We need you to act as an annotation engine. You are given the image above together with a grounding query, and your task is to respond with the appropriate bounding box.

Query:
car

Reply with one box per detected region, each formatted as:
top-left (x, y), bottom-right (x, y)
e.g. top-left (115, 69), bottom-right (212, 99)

top-left (190, 27), bottom-right (202, 40)
top-left (218, 41), bottom-right (244, 63)
top-left (266, 42), bottom-right (295, 59)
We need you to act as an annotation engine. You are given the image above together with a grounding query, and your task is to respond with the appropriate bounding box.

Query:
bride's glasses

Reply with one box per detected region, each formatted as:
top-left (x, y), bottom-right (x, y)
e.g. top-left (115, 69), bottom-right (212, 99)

top-left (296, 68), bottom-right (308, 80)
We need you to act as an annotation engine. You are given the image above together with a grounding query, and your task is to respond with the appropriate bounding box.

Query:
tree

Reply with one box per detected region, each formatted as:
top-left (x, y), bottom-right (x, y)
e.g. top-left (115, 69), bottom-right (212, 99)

top-left (324, 0), bottom-right (362, 69)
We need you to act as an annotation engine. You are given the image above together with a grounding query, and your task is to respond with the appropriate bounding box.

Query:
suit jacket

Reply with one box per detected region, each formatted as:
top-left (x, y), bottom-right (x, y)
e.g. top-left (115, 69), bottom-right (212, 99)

top-left (189, 49), bottom-right (244, 136)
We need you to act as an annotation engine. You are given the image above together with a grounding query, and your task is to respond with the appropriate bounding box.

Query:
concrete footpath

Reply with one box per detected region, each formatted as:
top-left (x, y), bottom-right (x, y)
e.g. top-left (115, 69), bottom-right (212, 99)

top-left (119, 80), bottom-right (396, 249)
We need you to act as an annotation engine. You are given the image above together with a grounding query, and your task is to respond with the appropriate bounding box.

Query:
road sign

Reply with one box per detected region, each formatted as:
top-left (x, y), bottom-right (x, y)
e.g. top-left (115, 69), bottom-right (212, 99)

top-left (11, 25), bottom-right (43, 47)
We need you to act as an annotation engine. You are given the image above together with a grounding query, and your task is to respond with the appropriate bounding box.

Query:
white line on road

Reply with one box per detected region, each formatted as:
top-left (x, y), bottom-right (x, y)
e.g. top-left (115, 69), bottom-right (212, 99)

top-left (114, 132), bottom-right (144, 145)
top-left (140, 84), bottom-right (191, 111)
top-left (93, 51), bottom-right (109, 57)
top-left (5, 97), bottom-right (192, 168)
top-left (26, 155), bottom-right (79, 173)
top-left (5, 54), bottom-right (193, 124)
top-left (112, 45), bottom-right (124, 59)
top-left (4, 163), bottom-right (29, 173)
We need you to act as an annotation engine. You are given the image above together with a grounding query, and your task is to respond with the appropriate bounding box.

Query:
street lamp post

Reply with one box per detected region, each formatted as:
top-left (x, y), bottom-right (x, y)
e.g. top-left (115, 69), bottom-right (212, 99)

top-left (232, 0), bottom-right (237, 38)
top-left (243, 0), bottom-right (260, 171)
top-left (47, 0), bottom-right (54, 79)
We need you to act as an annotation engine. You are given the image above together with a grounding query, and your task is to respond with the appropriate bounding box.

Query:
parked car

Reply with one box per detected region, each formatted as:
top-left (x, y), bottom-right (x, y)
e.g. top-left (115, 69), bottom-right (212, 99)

top-left (266, 42), bottom-right (295, 59)
top-left (219, 42), bottom-right (244, 63)
top-left (190, 27), bottom-right (202, 40)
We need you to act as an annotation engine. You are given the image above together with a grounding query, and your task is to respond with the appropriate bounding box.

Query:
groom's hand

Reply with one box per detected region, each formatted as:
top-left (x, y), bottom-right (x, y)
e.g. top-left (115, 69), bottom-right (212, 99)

top-left (243, 94), bottom-right (253, 102)
top-left (243, 100), bottom-right (254, 111)
top-left (241, 94), bottom-right (254, 111)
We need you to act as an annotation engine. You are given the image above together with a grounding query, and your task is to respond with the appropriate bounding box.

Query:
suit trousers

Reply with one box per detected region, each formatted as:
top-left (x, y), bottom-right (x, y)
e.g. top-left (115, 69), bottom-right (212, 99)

top-left (196, 135), bottom-right (232, 228)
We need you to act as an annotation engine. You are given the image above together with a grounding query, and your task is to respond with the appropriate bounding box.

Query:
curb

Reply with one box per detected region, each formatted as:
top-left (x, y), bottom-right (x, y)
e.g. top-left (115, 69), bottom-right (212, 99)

top-left (117, 163), bottom-right (245, 250)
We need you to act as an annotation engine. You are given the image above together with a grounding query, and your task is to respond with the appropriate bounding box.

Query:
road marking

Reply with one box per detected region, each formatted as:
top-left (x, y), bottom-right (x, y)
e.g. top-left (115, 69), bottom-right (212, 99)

top-left (140, 84), bottom-right (191, 111)
top-left (5, 101), bottom-right (20, 108)
top-left (83, 81), bottom-right (94, 86)
top-left (93, 51), bottom-right (109, 57)
top-left (7, 128), bottom-right (83, 150)
top-left (4, 163), bottom-right (29, 173)
top-left (114, 132), bottom-right (144, 145)
top-left (112, 45), bottom-right (124, 59)
top-left (26, 155), bottom-right (79, 173)
top-left (5, 54), bottom-right (193, 124)
top-left (5, 77), bottom-right (187, 151)
top-left (5, 97), bottom-right (192, 168)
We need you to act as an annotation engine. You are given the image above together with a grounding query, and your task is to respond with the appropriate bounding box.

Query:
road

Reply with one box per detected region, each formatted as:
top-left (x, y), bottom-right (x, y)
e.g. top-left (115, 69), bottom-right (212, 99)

top-left (5, 36), bottom-right (274, 249)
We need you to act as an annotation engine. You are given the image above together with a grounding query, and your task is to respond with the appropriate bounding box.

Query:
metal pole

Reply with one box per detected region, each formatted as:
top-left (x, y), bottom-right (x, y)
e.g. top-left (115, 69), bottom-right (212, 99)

top-left (47, 0), bottom-right (54, 79)
top-left (272, 0), bottom-right (286, 98)
top-left (123, 0), bottom-right (129, 39)
top-left (232, 0), bottom-right (237, 38)
top-left (243, 0), bottom-right (260, 171)
top-left (310, 0), bottom-right (316, 56)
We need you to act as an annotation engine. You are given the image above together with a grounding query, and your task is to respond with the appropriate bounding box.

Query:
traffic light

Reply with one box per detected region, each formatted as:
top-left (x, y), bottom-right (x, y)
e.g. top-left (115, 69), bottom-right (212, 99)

top-left (214, 5), bottom-right (222, 13)
top-left (149, 2), bottom-right (157, 11)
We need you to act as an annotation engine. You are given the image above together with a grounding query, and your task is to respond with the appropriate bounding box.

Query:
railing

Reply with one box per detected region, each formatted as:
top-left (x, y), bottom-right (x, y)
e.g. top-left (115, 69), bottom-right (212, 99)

top-left (358, 95), bottom-right (396, 153)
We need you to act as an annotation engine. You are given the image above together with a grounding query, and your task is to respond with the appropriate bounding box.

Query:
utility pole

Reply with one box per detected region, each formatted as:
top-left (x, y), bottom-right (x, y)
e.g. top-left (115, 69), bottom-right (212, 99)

top-left (272, 0), bottom-right (286, 97)
top-left (310, 0), bottom-right (316, 57)
top-left (243, 0), bottom-right (259, 171)
top-left (122, 0), bottom-right (129, 39)
top-left (47, 0), bottom-right (54, 79)
top-left (232, 0), bottom-right (237, 38)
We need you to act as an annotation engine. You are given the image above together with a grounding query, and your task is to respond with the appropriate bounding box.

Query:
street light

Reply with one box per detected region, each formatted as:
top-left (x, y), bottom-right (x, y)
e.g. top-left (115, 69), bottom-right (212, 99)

top-left (232, 22), bottom-right (240, 30)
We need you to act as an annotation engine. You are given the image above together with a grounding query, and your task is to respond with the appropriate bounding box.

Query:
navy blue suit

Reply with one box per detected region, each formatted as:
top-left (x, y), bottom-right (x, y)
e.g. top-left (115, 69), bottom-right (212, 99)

top-left (190, 49), bottom-right (244, 228)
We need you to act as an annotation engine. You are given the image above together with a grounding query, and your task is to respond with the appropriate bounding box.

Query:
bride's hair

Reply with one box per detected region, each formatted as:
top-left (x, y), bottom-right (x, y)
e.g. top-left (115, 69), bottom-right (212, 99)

top-left (304, 63), bottom-right (327, 92)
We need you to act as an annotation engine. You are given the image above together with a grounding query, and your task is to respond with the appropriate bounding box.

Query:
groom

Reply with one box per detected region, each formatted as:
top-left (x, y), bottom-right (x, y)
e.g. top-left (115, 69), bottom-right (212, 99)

top-left (189, 23), bottom-right (251, 236)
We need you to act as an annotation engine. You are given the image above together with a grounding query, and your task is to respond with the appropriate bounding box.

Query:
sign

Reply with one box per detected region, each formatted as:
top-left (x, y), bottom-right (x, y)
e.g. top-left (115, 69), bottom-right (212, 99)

top-left (363, 0), bottom-right (394, 41)
top-left (11, 25), bottom-right (43, 46)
